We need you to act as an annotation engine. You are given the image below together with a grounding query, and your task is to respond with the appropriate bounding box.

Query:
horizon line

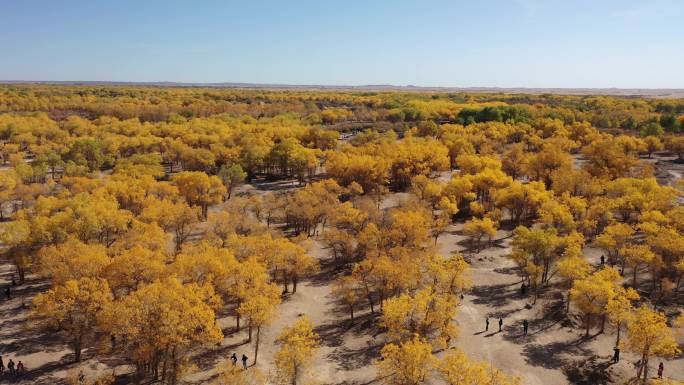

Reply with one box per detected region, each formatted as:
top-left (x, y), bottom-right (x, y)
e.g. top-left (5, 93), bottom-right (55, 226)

top-left (2, 80), bottom-right (684, 97)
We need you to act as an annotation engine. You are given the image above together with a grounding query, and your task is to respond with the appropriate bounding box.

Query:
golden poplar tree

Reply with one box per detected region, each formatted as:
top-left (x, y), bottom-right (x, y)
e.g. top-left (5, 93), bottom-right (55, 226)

top-left (378, 336), bottom-right (436, 385)
top-left (439, 348), bottom-right (521, 385)
top-left (625, 306), bottom-right (680, 383)
top-left (237, 281), bottom-right (281, 363)
top-left (172, 171), bottom-right (226, 220)
top-left (274, 316), bottom-right (320, 385)
top-left (32, 277), bottom-right (113, 362)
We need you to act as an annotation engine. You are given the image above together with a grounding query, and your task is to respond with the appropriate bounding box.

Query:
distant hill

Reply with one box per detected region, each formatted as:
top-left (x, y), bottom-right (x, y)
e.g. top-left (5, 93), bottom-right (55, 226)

top-left (2, 80), bottom-right (684, 98)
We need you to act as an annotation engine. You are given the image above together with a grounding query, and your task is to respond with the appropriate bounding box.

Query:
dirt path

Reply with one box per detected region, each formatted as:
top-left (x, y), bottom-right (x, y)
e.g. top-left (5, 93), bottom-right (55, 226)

top-left (439, 228), bottom-right (684, 385)
top-left (2, 190), bottom-right (684, 384)
top-left (186, 219), bottom-right (684, 385)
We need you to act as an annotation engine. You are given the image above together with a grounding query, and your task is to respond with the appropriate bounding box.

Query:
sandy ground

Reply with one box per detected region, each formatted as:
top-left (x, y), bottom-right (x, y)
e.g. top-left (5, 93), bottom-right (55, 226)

top-left (184, 220), bottom-right (684, 385)
top-left (1, 155), bottom-right (684, 384)
top-left (2, 212), bottom-right (684, 385)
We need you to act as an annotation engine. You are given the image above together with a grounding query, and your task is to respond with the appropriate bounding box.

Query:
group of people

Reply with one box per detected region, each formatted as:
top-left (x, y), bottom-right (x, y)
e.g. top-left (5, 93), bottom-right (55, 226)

top-left (1, 277), bottom-right (25, 379)
top-left (230, 353), bottom-right (249, 369)
top-left (484, 317), bottom-right (529, 336)
top-left (0, 356), bottom-right (26, 377)
top-left (485, 317), bottom-right (504, 332)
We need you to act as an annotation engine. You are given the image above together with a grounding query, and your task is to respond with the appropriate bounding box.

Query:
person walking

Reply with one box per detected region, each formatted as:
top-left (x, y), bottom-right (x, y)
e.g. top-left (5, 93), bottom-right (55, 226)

top-left (498, 318), bottom-right (503, 332)
top-left (523, 320), bottom-right (529, 336)
top-left (231, 353), bottom-right (238, 366)
top-left (485, 317), bottom-right (489, 331)
top-left (600, 255), bottom-right (605, 265)
top-left (7, 359), bottom-right (15, 376)
top-left (241, 354), bottom-right (248, 369)
top-left (520, 283), bottom-right (526, 295)
top-left (16, 361), bottom-right (24, 377)
top-left (4, 286), bottom-right (10, 300)
top-left (0, 355), bottom-right (4, 374)
top-left (612, 346), bottom-right (620, 363)
top-left (658, 362), bottom-right (664, 379)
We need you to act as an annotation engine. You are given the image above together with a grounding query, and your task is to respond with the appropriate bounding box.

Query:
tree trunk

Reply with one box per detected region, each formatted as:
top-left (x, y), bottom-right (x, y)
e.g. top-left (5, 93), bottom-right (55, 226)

top-left (248, 323), bottom-right (253, 342)
top-left (73, 337), bottom-right (82, 362)
top-left (135, 363), bottom-right (143, 385)
top-left (236, 309), bottom-right (241, 332)
top-left (170, 347), bottom-right (178, 385)
top-left (641, 353), bottom-right (650, 384)
top-left (633, 265), bottom-right (639, 288)
top-left (292, 363), bottom-right (299, 385)
top-left (585, 314), bottom-right (591, 337)
top-left (600, 314), bottom-right (606, 334)
top-left (254, 326), bottom-right (261, 364)
top-left (16, 264), bottom-right (25, 284)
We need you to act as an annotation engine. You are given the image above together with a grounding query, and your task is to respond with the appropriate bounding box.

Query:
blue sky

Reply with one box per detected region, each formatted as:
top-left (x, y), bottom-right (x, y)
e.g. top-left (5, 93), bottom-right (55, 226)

top-left (1, 0), bottom-right (683, 88)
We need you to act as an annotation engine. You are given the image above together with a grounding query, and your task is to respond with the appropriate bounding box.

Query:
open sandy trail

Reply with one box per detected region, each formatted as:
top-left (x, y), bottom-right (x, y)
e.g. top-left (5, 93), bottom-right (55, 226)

top-left (435, 228), bottom-right (568, 385)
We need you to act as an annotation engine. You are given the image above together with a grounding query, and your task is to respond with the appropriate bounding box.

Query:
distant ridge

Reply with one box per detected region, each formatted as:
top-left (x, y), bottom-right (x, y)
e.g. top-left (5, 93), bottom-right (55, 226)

top-left (2, 80), bottom-right (684, 98)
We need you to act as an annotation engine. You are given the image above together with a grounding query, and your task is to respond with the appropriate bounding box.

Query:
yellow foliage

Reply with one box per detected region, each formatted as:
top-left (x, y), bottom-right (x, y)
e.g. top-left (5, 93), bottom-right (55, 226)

top-left (33, 277), bottom-right (113, 362)
top-left (439, 348), bottom-right (521, 385)
top-left (274, 316), bottom-right (320, 385)
top-left (625, 306), bottom-right (681, 382)
top-left (36, 237), bottom-right (110, 284)
top-left (101, 278), bottom-right (223, 382)
top-left (378, 336), bottom-right (436, 385)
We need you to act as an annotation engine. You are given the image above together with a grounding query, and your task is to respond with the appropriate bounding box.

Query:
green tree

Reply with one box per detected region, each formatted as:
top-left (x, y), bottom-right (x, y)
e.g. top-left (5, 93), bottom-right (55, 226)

top-left (218, 163), bottom-right (247, 200)
top-left (640, 122), bottom-right (665, 137)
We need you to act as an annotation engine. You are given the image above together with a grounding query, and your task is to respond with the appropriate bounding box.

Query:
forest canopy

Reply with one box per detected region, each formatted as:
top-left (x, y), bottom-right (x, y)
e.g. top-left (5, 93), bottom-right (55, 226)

top-left (1, 84), bottom-right (684, 385)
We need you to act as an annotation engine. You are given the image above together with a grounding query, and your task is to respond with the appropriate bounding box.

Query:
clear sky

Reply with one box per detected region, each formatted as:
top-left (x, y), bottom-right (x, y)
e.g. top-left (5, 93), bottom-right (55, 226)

top-left (1, 0), bottom-right (683, 88)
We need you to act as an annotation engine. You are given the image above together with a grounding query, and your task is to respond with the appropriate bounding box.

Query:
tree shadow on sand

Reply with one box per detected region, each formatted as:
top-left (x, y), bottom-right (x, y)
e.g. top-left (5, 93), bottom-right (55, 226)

top-left (469, 281), bottom-right (521, 308)
top-left (335, 376), bottom-right (384, 385)
top-left (501, 299), bottom-right (566, 344)
top-left (564, 356), bottom-right (614, 385)
top-left (314, 311), bottom-right (383, 371)
top-left (12, 354), bottom-right (77, 385)
top-left (315, 312), bottom-right (381, 349)
top-left (307, 255), bottom-right (349, 288)
top-left (249, 177), bottom-right (302, 192)
top-left (454, 235), bottom-right (509, 254)
top-left (189, 340), bottom-right (248, 372)
top-left (521, 335), bottom-right (593, 370)
top-left (331, 340), bottom-right (384, 371)
top-left (0, 329), bottom-right (71, 356)
top-left (7, 277), bottom-right (52, 298)
top-left (492, 266), bottom-right (519, 275)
